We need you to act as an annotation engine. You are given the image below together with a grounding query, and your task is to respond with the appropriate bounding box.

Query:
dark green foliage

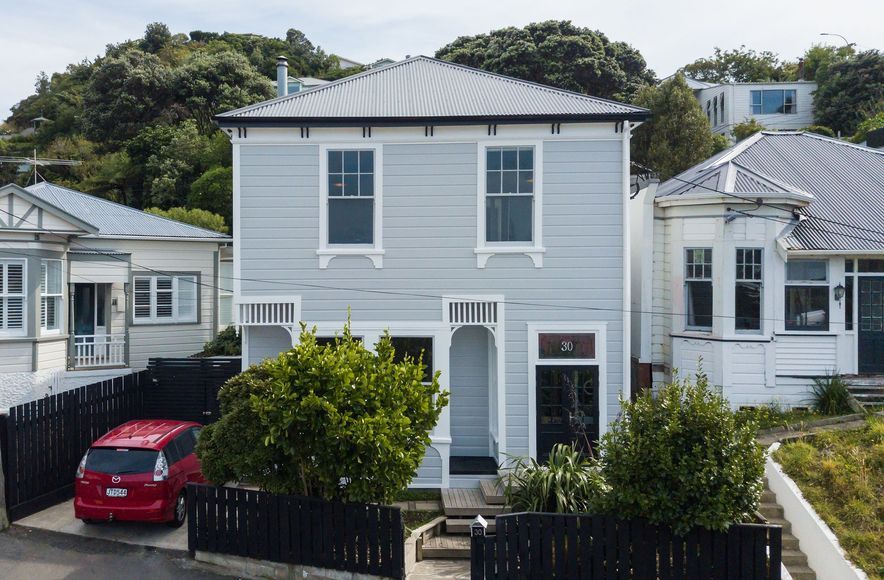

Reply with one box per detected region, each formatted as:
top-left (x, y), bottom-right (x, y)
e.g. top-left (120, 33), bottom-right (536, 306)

top-left (631, 75), bottom-right (715, 180)
top-left (145, 207), bottom-right (228, 233)
top-left (503, 444), bottom-right (609, 513)
top-left (197, 321), bottom-right (449, 503)
top-left (801, 125), bottom-right (836, 138)
top-left (189, 166), bottom-right (233, 225)
top-left (599, 373), bottom-right (765, 534)
top-left (813, 50), bottom-right (884, 136)
top-left (436, 20), bottom-right (655, 102)
top-left (732, 118), bottom-right (765, 141)
top-left (141, 22), bottom-right (173, 54)
top-left (808, 373), bottom-right (853, 415)
top-left (850, 112), bottom-right (884, 143)
top-left (200, 326), bottom-right (241, 357)
top-left (681, 46), bottom-right (786, 83)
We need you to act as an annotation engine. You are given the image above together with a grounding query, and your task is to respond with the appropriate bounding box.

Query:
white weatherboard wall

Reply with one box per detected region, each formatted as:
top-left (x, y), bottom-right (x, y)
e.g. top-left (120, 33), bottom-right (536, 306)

top-left (766, 443), bottom-right (868, 580)
top-left (235, 124), bottom-right (628, 474)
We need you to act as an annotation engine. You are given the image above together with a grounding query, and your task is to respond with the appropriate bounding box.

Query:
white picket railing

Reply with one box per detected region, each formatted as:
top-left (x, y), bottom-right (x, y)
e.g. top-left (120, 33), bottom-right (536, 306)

top-left (73, 334), bottom-right (126, 368)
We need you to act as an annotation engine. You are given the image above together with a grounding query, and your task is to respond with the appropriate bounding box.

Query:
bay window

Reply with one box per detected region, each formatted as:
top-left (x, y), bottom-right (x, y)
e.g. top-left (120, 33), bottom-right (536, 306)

top-left (41, 259), bottom-right (63, 333)
top-left (685, 248), bottom-right (713, 331)
top-left (0, 260), bottom-right (26, 336)
top-left (785, 260), bottom-right (828, 331)
top-left (133, 274), bottom-right (198, 324)
top-left (735, 249), bottom-right (762, 332)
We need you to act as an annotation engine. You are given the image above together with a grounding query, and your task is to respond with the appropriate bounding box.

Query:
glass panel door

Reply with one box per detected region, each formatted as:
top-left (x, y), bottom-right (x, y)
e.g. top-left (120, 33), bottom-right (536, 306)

top-left (536, 365), bottom-right (599, 460)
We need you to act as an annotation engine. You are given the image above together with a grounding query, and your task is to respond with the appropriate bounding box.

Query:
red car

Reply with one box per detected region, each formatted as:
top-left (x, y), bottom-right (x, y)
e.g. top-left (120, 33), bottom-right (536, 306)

top-left (74, 419), bottom-right (205, 527)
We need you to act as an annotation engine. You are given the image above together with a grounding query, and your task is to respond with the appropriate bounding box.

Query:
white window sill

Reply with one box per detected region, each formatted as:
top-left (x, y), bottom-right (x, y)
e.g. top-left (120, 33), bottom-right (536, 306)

top-left (132, 319), bottom-right (198, 326)
top-left (474, 247), bottom-right (545, 268)
top-left (317, 248), bottom-right (384, 269)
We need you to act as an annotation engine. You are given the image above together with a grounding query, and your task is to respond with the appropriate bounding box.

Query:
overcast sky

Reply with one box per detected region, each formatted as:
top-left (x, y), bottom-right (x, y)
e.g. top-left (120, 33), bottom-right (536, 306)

top-left (1, 0), bottom-right (881, 117)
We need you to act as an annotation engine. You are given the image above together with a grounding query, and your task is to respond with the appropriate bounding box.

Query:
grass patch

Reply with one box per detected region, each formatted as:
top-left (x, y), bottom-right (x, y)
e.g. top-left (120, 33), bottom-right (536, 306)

top-left (735, 405), bottom-right (824, 431)
top-left (773, 417), bottom-right (884, 578)
top-left (394, 489), bottom-right (441, 502)
top-left (403, 510), bottom-right (443, 535)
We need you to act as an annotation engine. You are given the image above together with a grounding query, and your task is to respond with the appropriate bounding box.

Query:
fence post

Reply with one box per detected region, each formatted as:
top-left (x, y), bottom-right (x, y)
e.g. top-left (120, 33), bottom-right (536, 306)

top-left (0, 414), bottom-right (9, 530)
top-left (471, 515), bottom-right (488, 580)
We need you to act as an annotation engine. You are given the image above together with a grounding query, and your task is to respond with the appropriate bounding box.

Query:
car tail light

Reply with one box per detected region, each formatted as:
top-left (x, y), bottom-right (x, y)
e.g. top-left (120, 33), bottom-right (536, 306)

top-left (75, 450), bottom-right (89, 479)
top-left (153, 452), bottom-right (168, 482)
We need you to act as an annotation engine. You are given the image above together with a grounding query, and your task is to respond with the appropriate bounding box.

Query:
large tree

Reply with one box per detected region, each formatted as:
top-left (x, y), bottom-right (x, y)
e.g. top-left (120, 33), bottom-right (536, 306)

top-left (436, 20), bottom-right (655, 102)
top-left (680, 46), bottom-right (785, 83)
top-left (813, 50), bottom-right (884, 136)
top-left (631, 75), bottom-right (717, 180)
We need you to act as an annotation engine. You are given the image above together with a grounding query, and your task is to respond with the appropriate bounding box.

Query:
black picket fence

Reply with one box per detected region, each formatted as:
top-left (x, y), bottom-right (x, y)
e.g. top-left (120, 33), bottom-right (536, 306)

top-left (471, 512), bottom-right (782, 580)
top-left (187, 483), bottom-right (405, 579)
top-left (0, 357), bottom-right (240, 521)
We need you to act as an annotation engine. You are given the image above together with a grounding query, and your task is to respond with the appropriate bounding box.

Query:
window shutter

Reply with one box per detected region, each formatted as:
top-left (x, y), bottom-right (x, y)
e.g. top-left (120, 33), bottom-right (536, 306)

top-left (7, 263), bottom-right (23, 294)
top-left (133, 277), bottom-right (152, 319)
top-left (156, 277), bottom-right (173, 318)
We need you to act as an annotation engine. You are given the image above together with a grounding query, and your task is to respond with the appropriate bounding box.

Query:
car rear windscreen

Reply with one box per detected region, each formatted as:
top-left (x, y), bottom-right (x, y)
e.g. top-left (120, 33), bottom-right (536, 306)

top-left (85, 448), bottom-right (158, 475)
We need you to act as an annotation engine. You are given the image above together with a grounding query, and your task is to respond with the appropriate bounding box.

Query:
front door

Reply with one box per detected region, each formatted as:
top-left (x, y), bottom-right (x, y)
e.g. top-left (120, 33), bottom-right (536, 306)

top-left (536, 365), bottom-right (599, 460)
top-left (859, 277), bottom-right (884, 374)
top-left (73, 283), bottom-right (95, 336)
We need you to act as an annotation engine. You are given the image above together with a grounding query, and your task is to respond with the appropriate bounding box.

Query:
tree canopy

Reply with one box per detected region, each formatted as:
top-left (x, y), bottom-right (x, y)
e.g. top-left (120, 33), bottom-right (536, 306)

top-left (145, 206), bottom-right (229, 233)
top-left (436, 20), bottom-right (655, 102)
top-left (680, 46), bottom-right (786, 83)
top-left (813, 50), bottom-right (884, 136)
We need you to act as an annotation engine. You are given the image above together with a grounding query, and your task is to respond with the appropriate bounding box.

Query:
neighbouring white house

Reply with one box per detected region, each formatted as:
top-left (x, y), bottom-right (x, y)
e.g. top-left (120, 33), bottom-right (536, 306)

top-left (0, 181), bottom-right (230, 408)
top-left (217, 55), bottom-right (650, 487)
top-left (666, 75), bottom-right (818, 138)
top-left (631, 131), bottom-right (884, 408)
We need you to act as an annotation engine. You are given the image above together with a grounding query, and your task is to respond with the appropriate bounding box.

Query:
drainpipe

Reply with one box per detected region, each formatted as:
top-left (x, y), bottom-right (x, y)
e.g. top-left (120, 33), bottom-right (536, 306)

top-left (276, 56), bottom-right (288, 97)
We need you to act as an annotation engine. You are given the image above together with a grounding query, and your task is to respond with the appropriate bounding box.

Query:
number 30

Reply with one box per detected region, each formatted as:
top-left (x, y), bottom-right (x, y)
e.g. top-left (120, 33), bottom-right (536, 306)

top-left (561, 341), bottom-right (574, 352)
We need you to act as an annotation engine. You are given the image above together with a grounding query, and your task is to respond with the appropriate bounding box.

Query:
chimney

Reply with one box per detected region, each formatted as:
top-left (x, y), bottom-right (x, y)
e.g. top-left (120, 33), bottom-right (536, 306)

top-left (276, 56), bottom-right (289, 97)
top-left (797, 58), bottom-right (805, 81)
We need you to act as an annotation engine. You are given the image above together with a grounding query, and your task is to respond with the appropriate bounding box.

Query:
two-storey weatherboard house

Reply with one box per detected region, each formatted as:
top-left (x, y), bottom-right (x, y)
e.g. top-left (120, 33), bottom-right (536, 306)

top-left (218, 56), bottom-right (649, 487)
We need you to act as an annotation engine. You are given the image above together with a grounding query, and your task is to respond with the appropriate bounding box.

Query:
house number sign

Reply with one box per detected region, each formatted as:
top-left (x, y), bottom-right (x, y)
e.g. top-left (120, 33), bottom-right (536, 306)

top-left (538, 333), bottom-right (595, 359)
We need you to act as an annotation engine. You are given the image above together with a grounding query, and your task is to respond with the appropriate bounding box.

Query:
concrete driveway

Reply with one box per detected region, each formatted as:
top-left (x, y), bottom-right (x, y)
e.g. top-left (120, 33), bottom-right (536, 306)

top-left (16, 499), bottom-right (187, 551)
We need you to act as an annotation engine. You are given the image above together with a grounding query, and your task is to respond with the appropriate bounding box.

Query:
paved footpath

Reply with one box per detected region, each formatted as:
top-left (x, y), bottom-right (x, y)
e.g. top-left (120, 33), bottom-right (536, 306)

top-left (0, 526), bottom-right (231, 580)
top-left (409, 558), bottom-right (470, 579)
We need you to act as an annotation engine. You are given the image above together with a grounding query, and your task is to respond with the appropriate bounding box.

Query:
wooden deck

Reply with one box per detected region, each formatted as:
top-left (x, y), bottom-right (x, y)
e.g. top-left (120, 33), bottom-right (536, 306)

top-left (421, 534), bottom-right (471, 559)
top-left (479, 479), bottom-right (506, 505)
top-left (441, 488), bottom-right (506, 517)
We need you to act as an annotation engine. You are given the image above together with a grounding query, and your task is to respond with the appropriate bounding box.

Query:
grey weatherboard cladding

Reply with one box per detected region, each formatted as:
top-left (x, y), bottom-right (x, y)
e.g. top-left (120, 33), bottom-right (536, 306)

top-left (216, 56), bottom-right (649, 126)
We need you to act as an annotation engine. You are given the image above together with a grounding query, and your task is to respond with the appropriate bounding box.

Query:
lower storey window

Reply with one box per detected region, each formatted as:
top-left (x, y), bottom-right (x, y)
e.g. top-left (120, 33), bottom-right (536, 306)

top-left (785, 286), bottom-right (829, 330)
top-left (390, 336), bottom-right (433, 382)
top-left (133, 274), bottom-right (198, 324)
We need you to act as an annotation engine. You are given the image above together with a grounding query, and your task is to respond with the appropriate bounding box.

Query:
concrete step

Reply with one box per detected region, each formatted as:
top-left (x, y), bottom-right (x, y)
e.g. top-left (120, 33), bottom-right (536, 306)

top-left (420, 534), bottom-right (471, 559)
top-left (446, 517), bottom-right (496, 535)
top-left (786, 565), bottom-right (817, 580)
top-left (480, 479), bottom-right (506, 505)
top-left (782, 549), bottom-right (809, 567)
top-left (766, 517), bottom-right (792, 535)
top-left (781, 532), bottom-right (800, 551)
top-left (442, 488), bottom-right (506, 517)
top-left (761, 490), bottom-right (777, 503)
top-left (758, 502), bottom-right (784, 519)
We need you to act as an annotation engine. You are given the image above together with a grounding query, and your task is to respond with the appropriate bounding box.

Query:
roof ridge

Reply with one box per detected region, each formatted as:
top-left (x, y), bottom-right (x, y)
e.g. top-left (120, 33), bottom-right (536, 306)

top-left (796, 131), bottom-right (884, 155)
top-left (27, 181), bottom-right (228, 238)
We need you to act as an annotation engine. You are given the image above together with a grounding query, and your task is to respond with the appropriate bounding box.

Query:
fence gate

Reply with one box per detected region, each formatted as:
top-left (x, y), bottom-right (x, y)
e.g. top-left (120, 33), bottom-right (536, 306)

top-left (144, 357), bottom-right (241, 424)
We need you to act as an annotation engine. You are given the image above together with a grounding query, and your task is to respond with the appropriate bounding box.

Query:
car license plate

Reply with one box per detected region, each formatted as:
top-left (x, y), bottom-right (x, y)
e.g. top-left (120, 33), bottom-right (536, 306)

top-left (106, 487), bottom-right (127, 497)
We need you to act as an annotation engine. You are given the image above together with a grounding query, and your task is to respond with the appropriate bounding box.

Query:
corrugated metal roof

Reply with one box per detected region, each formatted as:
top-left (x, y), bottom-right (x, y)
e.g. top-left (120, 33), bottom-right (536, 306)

top-left (25, 182), bottom-right (228, 240)
top-left (217, 55), bottom-right (648, 123)
top-left (656, 132), bottom-right (884, 252)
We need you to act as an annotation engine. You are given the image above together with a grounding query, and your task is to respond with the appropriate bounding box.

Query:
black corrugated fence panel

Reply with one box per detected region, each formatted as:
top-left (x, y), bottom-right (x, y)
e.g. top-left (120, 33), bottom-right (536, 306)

top-left (471, 513), bottom-right (783, 580)
top-left (187, 483), bottom-right (405, 579)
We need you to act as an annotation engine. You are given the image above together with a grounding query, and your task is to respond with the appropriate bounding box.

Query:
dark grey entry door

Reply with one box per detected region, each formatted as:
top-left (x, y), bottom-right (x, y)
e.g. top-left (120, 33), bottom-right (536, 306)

top-left (536, 365), bottom-right (599, 460)
top-left (859, 277), bottom-right (884, 374)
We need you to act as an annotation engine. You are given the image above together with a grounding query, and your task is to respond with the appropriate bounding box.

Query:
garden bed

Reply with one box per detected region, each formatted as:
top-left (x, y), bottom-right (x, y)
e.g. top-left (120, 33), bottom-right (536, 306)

top-left (773, 417), bottom-right (883, 577)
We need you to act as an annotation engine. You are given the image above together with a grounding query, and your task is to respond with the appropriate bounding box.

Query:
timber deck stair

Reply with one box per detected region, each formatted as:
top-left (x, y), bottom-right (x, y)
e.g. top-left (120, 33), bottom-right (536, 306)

top-left (425, 481), bottom-right (509, 558)
top-left (845, 376), bottom-right (884, 407)
top-left (759, 481), bottom-right (816, 580)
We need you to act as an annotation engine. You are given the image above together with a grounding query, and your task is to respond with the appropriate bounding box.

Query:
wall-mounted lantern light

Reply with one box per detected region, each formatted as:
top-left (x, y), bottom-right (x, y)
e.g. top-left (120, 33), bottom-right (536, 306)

top-left (834, 283), bottom-right (846, 302)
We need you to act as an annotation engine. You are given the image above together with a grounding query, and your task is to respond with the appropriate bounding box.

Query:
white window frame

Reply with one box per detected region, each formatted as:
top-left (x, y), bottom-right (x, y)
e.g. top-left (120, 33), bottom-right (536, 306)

top-left (131, 274), bottom-right (199, 325)
top-left (0, 259), bottom-right (27, 337)
top-left (40, 259), bottom-right (64, 335)
top-left (734, 248), bottom-right (763, 334)
top-left (784, 259), bottom-right (830, 333)
top-left (317, 144), bottom-right (384, 269)
top-left (684, 248), bottom-right (714, 332)
top-left (476, 140), bottom-right (545, 268)
top-left (527, 322), bottom-right (607, 459)
top-left (750, 89), bottom-right (797, 115)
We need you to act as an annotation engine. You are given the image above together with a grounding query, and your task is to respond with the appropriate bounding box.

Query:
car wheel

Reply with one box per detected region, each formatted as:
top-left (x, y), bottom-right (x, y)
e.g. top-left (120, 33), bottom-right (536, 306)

top-left (167, 491), bottom-right (187, 528)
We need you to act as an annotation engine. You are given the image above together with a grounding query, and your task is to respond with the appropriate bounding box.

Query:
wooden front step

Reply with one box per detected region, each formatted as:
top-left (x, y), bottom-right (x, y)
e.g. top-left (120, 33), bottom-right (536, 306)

top-left (442, 488), bottom-right (506, 517)
top-left (420, 534), bottom-right (471, 559)
top-left (446, 517), bottom-right (496, 534)
top-left (480, 479), bottom-right (506, 505)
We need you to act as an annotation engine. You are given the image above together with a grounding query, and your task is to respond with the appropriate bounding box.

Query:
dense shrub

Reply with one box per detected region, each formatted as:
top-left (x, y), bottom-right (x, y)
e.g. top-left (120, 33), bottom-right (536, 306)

top-left (808, 372), bottom-right (853, 415)
top-left (599, 373), bottom-right (765, 534)
top-left (197, 321), bottom-right (448, 504)
top-left (732, 118), bottom-right (765, 141)
top-left (199, 326), bottom-right (241, 357)
top-left (503, 444), bottom-right (609, 513)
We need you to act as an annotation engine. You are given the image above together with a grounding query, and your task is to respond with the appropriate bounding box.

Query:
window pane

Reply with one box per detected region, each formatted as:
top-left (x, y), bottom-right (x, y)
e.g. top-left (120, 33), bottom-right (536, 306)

top-left (786, 260), bottom-right (827, 282)
top-left (735, 282), bottom-right (761, 331)
top-left (501, 170), bottom-right (518, 193)
top-left (329, 198), bottom-right (374, 244)
top-left (487, 149), bottom-right (501, 170)
top-left (501, 148), bottom-right (518, 170)
top-left (859, 259), bottom-right (884, 273)
top-left (328, 151), bottom-right (343, 173)
top-left (359, 150), bottom-right (374, 173)
top-left (845, 277), bottom-right (854, 331)
top-left (751, 91), bottom-right (761, 106)
top-left (343, 173), bottom-right (359, 196)
top-left (785, 286), bottom-right (829, 330)
top-left (762, 90), bottom-right (785, 114)
top-left (486, 196), bottom-right (532, 242)
top-left (686, 280), bottom-right (713, 329)
top-left (178, 276), bottom-right (196, 321)
top-left (343, 151), bottom-right (359, 173)
top-left (390, 336), bottom-right (433, 382)
top-left (359, 173), bottom-right (374, 197)
top-left (328, 173), bottom-right (344, 196)
top-left (519, 170), bottom-right (534, 194)
top-left (539, 333), bottom-right (596, 359)
top-left (486, 171), bottom-right (501, 194)
top-left (518, 148), bottom-right (533, 170)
